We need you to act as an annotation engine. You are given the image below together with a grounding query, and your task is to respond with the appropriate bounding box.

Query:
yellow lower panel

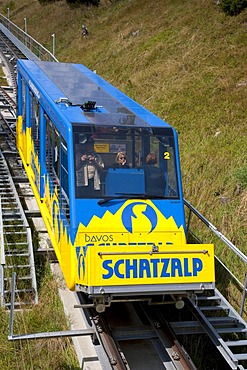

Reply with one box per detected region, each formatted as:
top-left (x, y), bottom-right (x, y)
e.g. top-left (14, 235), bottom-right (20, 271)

top-left (76, 244), bottom-right (215, 287)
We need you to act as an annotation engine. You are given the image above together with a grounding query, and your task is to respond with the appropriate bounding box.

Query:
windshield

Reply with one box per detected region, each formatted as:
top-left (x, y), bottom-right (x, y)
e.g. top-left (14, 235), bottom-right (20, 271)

top-left (73, 125), bottom-right (179, 199)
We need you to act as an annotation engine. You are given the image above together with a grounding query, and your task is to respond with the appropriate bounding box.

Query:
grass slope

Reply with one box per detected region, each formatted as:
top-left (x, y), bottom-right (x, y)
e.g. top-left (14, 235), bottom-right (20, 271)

top-left (0, 263), bottom-right (79, 369)
top-left (4, 0), bottom-right (245, 245)
top-left (0, 0), bottom-right (246, 366)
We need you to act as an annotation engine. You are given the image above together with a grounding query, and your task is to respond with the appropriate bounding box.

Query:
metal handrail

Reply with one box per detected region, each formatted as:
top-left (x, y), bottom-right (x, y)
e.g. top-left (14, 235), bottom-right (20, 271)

top-left (184, 198), bottom-right (247, 264)
top-left (184, 198), bottom-right (247, 315)
top-left (0, 14), bottom-right (58, 62)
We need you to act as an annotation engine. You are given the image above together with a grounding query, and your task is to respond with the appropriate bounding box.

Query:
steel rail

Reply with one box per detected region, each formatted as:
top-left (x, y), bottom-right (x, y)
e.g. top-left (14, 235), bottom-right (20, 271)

top-left (0, 197), bottom-right (5, 306)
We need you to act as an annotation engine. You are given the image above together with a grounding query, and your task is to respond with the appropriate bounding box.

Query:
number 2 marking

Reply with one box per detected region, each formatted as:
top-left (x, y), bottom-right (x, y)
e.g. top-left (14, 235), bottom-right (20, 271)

top-left (164, 152), bottom-right (170, 160)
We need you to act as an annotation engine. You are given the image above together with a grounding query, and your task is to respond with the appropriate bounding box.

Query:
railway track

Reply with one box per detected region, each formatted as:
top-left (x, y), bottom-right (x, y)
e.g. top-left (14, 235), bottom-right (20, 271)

top-left (78, 294), bottom-right (197, 370)
top-left (0, 17), bottom-right (247, 370)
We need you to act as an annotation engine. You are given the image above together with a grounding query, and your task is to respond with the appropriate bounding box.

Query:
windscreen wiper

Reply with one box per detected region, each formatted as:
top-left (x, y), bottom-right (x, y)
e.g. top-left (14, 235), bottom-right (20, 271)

top-left (98, 193), bottom-right (166, 205)
top-left (98, 193), bottom-right (141, 205)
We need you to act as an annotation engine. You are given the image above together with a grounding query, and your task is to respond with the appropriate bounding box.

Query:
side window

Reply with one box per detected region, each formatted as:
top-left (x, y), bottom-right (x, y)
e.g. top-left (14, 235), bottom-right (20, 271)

top-left (61, 139), bottom-right (70, 222)
top-left (165, 146), bottom-right (177, 196)
top-left (30, 92), bottom-right (40, 157)
top-left (46, 117), bottom-right (54, 192)
top-left (143, 132), bottom-right (179, 198)
top-left (159, 137), bottom-right (179, 197)
top-left (21, 78), bottom-right (26, 125)
top-left (45, 116), bottom-right (70, 223)
top-left (53, 128), bottom-right (60, 179)
top-left (45, 118), bottom-right (60, 189)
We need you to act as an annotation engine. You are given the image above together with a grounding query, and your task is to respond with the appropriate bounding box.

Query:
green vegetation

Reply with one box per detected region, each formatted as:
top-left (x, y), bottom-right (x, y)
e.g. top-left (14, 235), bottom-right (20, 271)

top-left (0, 263), bottom-right (79, 369)
top-left (38, 0), bottom-right (100, 6)
top-left (0, 66), bottom-right (8, 85)
top-left (6, 0), bottom-right (244, 248)
top-left (235, 166), bottom-right (247, 189)
top-left (0, 0), bottom-right (246, 367)
top-left (219, 0), bottom-right (247, 15)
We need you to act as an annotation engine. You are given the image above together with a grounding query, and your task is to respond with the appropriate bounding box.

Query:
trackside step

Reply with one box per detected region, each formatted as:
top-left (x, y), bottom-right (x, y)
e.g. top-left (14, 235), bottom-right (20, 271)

top-left (189, 289), bottom-right (247, 370)
top-left (0, 151), bottom-right (38, 309)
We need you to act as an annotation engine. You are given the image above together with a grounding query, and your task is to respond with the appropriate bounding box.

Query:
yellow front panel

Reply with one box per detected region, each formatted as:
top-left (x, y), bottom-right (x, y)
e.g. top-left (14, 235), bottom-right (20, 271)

top-left (76, 243), bottom-right (214, 287)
